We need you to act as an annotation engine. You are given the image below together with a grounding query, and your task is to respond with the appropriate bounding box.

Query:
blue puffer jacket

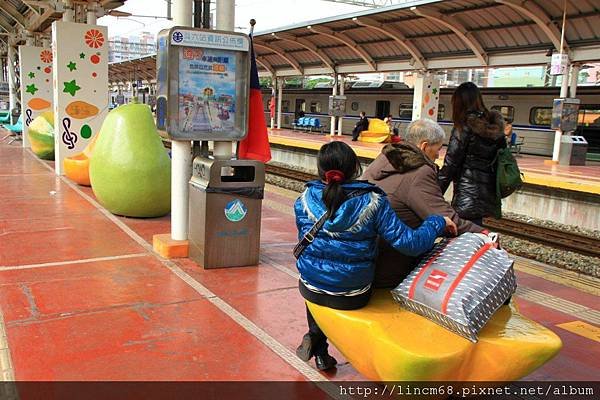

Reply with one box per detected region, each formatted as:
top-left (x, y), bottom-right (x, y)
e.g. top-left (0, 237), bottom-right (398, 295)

top-left (295, 180), bottom-right (446, 294)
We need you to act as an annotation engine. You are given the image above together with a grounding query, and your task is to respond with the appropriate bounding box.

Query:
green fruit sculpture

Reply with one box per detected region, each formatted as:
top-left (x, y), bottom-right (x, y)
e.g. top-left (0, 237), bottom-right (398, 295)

top-left (90, 104), bottom-right (171, 217)
top-left (28, 111), bottom-right (55, 160)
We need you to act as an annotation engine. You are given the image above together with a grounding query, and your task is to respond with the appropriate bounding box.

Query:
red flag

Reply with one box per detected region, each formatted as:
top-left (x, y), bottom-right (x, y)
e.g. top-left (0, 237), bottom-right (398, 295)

top-left (238, 35), bottom-right (271, 163)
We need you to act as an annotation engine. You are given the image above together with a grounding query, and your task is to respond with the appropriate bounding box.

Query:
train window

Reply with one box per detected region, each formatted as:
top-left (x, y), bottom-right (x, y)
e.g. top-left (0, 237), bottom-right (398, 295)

top-left (438, 104), bottom-right (445, 120)
top-left (530, 107), bottom-right (552, 126)
top-left (282, 100), bottom-right (290, 112)
top-left (399, 104), bottom-right (412, 120)
top-left (310, 101), bottom-right (321, 113)
top-left (578, 107), bottom-right (600, 126)
top-left (351, 102), bottom-right (359, 111)
top-left (492, 105), bottom-right (515, 123)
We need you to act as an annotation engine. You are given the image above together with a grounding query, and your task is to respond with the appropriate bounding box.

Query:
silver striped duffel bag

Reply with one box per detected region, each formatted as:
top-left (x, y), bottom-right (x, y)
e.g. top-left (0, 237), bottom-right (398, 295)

top-left (391, 232), bottom-right (517, 342)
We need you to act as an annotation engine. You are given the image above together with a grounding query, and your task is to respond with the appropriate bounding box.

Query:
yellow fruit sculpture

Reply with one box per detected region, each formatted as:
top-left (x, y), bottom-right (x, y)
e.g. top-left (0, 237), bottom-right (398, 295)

top-left (359, 118), bottom-right (390, 143)
top-left (63, 133), bottom-right (98, 186)
top-left (307, 290), bottom-right (561, 381)
top-left (27, 111), bottom-right (55, 160)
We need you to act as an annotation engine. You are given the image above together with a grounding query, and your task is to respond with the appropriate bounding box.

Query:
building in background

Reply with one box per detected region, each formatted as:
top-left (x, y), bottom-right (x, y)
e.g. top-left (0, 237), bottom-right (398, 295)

top-left (109, 31), bottom-right (155, 63)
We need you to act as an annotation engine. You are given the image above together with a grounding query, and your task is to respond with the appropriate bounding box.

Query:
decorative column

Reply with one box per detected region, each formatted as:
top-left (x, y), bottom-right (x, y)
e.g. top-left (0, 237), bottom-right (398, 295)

top-left (412, 71), bottom-right (440, 121)
top-left (51, 17), bottom-right (108, 175)
top-left (19, 45), bottom-right (54, 148)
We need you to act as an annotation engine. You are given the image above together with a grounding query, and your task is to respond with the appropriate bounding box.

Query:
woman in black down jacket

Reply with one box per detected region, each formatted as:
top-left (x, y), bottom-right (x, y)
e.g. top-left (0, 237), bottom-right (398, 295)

top-left (438, 82), bottom-right (506, 225)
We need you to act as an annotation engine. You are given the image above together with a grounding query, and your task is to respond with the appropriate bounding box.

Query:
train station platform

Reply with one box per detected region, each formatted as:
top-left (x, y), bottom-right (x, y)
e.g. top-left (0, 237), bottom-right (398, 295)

top-left (1, 139), bottom-right (599, 386)
top-left (268, 129), bottom-right (600, 196)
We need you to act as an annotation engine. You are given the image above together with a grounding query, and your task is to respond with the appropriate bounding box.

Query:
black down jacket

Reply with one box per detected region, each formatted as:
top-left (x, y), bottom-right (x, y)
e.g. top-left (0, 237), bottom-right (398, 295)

top-left (438, 110), bottom-right (506, 220)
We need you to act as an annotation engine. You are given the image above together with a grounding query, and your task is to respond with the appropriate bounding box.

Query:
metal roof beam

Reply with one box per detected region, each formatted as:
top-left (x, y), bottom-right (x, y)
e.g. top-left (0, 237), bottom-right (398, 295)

top-left (255, 57), bottom-right (275, 76)
top-left (495, 0), bottom-right (568, 53)
top-left (27, 7), bottom-right (57, 32)
top-left (271, 33), bottom-right (335, 72)
top-left (1, 3), bottom-right (27, 27)
top-left (307, 25), bottom-right (376, 71)
top-left (352, 16), bottom-right (425, 70)
top-left (253, 42), bottom-right (303, 75)
top-left (0, 16), bottom-right (13, 33)
top-left (411, 6), bottom-right (488, 66)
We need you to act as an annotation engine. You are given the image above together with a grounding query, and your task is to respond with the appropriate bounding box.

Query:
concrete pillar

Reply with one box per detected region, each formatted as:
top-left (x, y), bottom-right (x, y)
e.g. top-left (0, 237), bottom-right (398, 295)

top-left (213, 0), bottom-right (234, 160)
top-left (569, 64), bottom-right (580, 98)
top-left (551, 64), bottom-right (570, 162)
top-left (7, 43), bottom-right (16, 114)
top-left (276, 77), bottom-right (283, 129)
top-left (173, 0), bottom-right (193, 27)
top-left (171, 0), bottom-right (194, 241)
top-left (87, 1), bottom-right (98, 25)
top-left (412, 71), bottom-right (440, 121)
top-left (337, 74), bottom-right (344, 136)
top-left (63, 0), bottom-right (74, 22)
top-left (216, 0), bottom-right (234, 32)
top-left (330, 74), bottom-right (337, 136)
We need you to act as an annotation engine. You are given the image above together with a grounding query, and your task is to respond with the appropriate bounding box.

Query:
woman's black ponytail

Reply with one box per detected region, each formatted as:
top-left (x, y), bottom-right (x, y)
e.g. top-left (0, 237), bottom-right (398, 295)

top-left (317, 141), bottom-right (361, 220)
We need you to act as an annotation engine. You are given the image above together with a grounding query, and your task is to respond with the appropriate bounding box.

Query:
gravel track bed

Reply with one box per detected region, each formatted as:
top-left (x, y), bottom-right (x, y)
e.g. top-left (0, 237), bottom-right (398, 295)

top-left (266, 168), bottom-right (600, 278)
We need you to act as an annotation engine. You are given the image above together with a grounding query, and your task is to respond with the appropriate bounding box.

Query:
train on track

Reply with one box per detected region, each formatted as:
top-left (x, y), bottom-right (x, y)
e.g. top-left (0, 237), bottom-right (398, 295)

top-left (261, 83), bottom-right (600, 159)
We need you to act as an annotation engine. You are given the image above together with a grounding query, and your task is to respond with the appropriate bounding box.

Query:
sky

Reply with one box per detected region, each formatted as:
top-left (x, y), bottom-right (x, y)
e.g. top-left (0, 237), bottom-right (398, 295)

top-left (99, 0), bottom-right (369, 38)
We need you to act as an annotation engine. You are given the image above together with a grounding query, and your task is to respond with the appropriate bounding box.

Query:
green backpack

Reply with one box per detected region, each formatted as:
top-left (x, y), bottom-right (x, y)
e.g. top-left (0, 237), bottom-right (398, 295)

top-left (496, 148), bottom-right (523, 198)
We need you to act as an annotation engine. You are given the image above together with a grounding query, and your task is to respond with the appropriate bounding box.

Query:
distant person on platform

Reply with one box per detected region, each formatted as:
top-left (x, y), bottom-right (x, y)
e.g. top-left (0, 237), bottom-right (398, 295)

top-left (351, 111), bottom-right (369, 141)
top-left (362, 118), bottom-right (487, 288)
top-left (438, 82), bottom-right (506, 226)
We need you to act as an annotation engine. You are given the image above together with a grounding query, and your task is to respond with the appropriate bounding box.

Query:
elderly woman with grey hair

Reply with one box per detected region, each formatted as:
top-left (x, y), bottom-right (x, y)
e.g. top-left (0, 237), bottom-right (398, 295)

top-left (362, 118), bottom-right (486, 288)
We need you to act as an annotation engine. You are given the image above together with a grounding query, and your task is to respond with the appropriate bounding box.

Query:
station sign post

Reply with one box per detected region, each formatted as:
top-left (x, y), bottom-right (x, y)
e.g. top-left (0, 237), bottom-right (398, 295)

top-left (156, 27), bottom-right (250, 141)
top-left (156, 27), bottom-right (265, 269)
top-left (328, 95), bottom-right (347, 117)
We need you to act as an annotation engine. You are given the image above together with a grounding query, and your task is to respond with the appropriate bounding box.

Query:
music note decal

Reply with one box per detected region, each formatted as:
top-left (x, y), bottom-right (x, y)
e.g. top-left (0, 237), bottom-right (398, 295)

top-left (62, 117), bottom-right (78, 149)
top-left (25, 109), bottom-right (33, 126)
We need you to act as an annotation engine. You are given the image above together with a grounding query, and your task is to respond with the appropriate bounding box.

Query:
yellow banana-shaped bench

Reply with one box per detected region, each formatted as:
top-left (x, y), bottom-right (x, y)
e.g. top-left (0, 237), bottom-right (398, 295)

top-left (307, 290), bottom-right (561, 381)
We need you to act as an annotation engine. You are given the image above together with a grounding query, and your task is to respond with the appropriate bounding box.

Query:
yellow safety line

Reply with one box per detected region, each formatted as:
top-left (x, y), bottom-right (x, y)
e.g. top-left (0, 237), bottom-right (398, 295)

top-left (556, 321), bottom-right (600, 343)
top-left (513, 256), bottom-right (600, 297)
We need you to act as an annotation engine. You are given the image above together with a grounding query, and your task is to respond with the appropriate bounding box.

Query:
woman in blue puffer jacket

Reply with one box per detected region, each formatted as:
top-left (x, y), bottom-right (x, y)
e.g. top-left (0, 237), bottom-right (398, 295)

top-left (294, 141), bottom-right (456, 371)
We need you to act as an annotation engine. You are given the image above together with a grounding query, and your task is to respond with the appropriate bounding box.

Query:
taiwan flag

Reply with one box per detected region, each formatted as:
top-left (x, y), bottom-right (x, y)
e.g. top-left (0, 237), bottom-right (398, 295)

top-left (238, 35), bottom-right (271, 163)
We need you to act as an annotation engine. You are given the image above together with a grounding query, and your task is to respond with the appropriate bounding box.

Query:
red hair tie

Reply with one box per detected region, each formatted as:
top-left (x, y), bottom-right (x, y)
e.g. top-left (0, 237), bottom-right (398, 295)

top-left (325, 170), bottom-right (345, 183)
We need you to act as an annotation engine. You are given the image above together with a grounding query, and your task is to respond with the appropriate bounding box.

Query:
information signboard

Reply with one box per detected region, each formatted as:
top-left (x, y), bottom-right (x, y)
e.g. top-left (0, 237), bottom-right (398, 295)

top-left (328, 95), bottom-right (347, 117)
top-left (156, 27), bottom-right (250, 141)
top-left (551, 98), bottom-right (580, 132)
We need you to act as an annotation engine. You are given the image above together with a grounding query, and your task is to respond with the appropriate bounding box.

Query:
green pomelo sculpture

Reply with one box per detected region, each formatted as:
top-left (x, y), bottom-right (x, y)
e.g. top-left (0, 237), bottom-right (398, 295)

top-left (90, 104), bottom-right (171, 217)
top-left (28, 111), bottom-right (54, 160)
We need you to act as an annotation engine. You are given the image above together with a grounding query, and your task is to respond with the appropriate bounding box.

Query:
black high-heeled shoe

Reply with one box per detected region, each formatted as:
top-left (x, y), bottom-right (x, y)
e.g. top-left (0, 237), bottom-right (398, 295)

top-left (315, 354), bottom-right (337, 371)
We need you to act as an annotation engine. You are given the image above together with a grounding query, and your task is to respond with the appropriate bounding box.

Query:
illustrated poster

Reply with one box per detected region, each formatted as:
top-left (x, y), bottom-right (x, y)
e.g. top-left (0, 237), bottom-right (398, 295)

top-left (52, 21), bottom-right (108, 175)
top-left (178, 47), bottom-right (236, 134)
top-left (19, 45), bottom-right (54, 148)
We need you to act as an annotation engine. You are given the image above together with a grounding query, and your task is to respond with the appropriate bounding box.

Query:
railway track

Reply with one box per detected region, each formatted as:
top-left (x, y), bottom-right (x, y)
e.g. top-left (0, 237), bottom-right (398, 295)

top-left (265, 164), bottom-right (600, 258)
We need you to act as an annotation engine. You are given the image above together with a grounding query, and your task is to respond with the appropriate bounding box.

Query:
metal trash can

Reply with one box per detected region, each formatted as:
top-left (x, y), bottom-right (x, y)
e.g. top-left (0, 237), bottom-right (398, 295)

top-left (188, 157), bottom-right (265, 269)
top-left (559, 135), bottom-right (588, 166)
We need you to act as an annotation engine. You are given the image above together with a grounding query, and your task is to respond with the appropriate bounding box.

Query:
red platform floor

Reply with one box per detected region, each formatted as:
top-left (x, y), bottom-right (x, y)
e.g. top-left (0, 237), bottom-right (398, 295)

top-left (0, 141), bottom-right (599, 388)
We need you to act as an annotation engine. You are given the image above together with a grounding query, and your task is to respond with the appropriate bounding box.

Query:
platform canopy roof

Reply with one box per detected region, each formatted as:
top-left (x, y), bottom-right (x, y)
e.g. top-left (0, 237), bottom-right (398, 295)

top-left (108, 0), bottom-right (600, 83)
top-left (109, 54), bottom-right (156, 85)
top-left (0, 0), bottom-right (126, 42)
top-left (252, 0), bottom-right (600, 76)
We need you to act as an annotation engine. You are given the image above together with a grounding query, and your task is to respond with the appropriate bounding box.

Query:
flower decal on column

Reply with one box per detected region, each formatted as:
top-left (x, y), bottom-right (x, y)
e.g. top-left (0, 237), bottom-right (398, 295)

top-left (85, 29), bottom-right (105, 48)
top-left (40, 50), bottom-right (53, 63)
